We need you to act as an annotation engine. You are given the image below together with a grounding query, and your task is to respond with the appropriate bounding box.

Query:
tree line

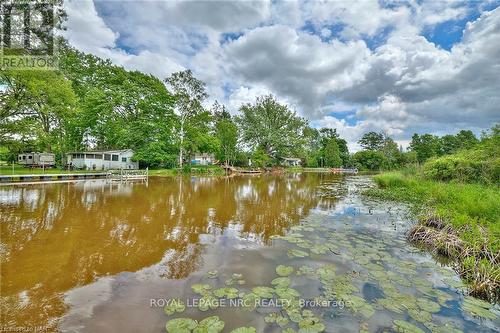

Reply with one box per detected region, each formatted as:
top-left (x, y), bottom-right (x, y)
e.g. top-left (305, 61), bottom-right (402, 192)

top-left (0, 43), bottom-right (490, 170)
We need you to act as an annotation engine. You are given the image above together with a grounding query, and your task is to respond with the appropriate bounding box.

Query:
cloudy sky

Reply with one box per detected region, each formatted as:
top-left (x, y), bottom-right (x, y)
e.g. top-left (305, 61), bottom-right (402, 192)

top-left (64, 0), bottom-right (500, 150)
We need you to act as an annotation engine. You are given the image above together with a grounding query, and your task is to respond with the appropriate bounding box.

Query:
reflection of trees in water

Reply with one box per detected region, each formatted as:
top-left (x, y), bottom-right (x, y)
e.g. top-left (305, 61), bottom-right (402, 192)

top-left (0, 174), bottom-right (341, 328)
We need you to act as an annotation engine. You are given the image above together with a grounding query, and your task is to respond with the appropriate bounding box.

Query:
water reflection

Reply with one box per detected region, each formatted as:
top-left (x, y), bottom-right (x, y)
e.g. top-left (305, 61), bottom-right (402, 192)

top-left (0, 173), bottom-right (338, 329)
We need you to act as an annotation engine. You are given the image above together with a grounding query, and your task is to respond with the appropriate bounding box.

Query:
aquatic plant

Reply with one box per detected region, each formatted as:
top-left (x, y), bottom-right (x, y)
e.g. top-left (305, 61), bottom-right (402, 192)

top-left (276, 265), bottom-right (294, 276)
top-left (252, 286), bottom-right (275, 298)
top-left (191, 284), bottom-right (212, 296)
top-left (392, 320), bottom-right (425, 333)
top-left (193, 316), bottom-right (225, 333)
top-left (207, 270), bottom-right (218, 279)
top-left (213, 287), bottom-right (239, 299)
top-left (416, 298), bottom-right (440, 313)
top-left (229, 327), bottom-right (256, 333)
top-left (166, 318), bottom-right (198, 333)
top-left (271, 277), bottom-right (292, 288)
top-left (288, 249), bottom-right (309, 258)
top-left (462, 296), bottom-right (497, 319)
top-left (164, 299), bottom-right (186, 315)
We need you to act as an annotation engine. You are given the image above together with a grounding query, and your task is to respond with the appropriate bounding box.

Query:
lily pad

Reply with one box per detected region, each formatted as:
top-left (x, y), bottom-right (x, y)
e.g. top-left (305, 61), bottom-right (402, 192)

top-left (408, 308), bottom-right (432, 323)
top-left (207, 270), bottom-right (218, 279)
top-left (214, 287), bottom-right (239, 299)
top-left (164, 299), bottom-right (186, 315)
top-left (192, 284), bottom-right (212, 296)
top-left (230, 328), bottom-right (256, 333)
top-left (166, 318), bottom-right (197, 333)
top-left (288, 249), bottom-right (309, 258)
top-left (298, 317), bottom-right (325, 332)
top-left (252, 286), bottom-right (275, 298)
top-left (276, 265), bottom-right (294, 276)
top-left (193, 316), bottom-right (224, 333)
top-left (392, 320), bottom-right (425, 333)
top-left (416, 298), bottom-right (440, 313)
top-left (199, 295), bottom-right (219, 311)
top-left (272, 277), bottom-right (292, 288)
top-left (462, 296), bottom-right (497, 320)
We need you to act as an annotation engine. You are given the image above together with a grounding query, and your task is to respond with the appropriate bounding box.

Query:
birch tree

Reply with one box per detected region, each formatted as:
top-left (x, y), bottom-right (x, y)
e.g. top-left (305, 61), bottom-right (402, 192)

top-left (165, 70), bottom-right (207, 167)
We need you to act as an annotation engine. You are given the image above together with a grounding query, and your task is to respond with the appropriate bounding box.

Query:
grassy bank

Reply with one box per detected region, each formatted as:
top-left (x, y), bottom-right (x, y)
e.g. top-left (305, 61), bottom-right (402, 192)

top-left (365, 170), bottom-right (499, 301)
top-left (149, 165), bottom-right (226, 177)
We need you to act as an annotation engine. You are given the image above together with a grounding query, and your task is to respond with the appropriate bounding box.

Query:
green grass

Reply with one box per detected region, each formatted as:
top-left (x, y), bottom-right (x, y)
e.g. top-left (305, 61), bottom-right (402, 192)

top-left (149, 165), bottom-right (225, 177)
top-left (148, 168), bottom-right (178, 177)
top-left (367, 171), bottom-right (500, 251)
top-left (366, 169), bottom-right (500, 300)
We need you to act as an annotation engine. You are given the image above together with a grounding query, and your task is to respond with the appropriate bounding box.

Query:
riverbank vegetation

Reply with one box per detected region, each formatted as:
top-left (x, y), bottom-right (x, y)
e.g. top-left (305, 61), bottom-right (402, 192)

top-left (365, 127), bottom-right (499, 301)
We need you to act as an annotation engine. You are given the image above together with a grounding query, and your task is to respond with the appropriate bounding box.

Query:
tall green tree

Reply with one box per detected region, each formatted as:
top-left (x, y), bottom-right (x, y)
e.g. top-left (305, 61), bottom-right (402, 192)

top-left (323, 138), bottom-right (342, 167)
top-left (165, 70), bottom-right (208, 167)
top-left (212, 102), bottom-right (238, 165)
top-left (409, 133), bottom-right (442, 163)
top-left (236, 95), bottom-right (308, 161)
top-left (358, 131), bottom-right (385, 151)
top-left (59, 46), bottom-right (177, 167)
top-left (0, 69), bottom-right (77, 159)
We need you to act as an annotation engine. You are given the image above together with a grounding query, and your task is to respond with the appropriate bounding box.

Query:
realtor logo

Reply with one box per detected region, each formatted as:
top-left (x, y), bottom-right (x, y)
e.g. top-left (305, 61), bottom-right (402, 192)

top-left (0, 1), bottom-right (57, 69)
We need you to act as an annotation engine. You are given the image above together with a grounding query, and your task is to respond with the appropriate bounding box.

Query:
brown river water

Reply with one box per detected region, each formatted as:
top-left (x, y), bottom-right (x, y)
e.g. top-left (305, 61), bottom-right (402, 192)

top-left (0, 174), bottom-right (498, 332)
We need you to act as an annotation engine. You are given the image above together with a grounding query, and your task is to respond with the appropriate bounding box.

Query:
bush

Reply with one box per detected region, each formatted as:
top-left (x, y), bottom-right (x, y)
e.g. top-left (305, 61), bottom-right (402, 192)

top-left (423, 147), bottom-right (499, 184)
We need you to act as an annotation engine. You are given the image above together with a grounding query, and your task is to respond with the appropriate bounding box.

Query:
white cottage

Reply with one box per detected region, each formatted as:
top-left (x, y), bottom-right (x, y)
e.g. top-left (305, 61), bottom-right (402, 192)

top-left (190, 153), bottom-right (215, 165)
top-left (66, 149), bottom-right (138, 170)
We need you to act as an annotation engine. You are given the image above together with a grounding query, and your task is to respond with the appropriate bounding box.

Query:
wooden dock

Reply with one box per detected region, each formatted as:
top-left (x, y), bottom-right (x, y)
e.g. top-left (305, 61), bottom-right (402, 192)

top-left (0, 168), bottom-right (149, 184)
top-left (0, 172), bottom-right (108, 183)
top-left (222, 165), bottom-right (262, 175)
top-left (107, 168), bottom-right (149, 181)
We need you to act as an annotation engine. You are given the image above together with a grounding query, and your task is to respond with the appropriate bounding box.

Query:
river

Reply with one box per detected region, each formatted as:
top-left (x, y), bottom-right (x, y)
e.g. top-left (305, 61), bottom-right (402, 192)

top-left (0, 174), bottom-right (498, 332)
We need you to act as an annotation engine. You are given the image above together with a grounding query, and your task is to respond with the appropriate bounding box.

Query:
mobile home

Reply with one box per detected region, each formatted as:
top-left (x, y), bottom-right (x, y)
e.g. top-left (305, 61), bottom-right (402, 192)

top-left (66, 149), bottom-right (138, 170)
top-left (18, 152), bottom-right (55, 167)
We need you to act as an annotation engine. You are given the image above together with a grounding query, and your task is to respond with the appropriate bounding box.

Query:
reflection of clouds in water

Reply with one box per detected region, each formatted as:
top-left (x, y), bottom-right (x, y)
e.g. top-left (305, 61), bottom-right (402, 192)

top-left (62, 275), bottom-right (114, 331)
top-left (0, 174), bottom-right (337, 329)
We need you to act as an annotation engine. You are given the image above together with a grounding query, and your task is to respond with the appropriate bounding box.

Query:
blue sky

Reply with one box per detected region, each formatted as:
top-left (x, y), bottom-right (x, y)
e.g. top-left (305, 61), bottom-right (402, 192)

top-left (65, 0), bottom-right (500, 151)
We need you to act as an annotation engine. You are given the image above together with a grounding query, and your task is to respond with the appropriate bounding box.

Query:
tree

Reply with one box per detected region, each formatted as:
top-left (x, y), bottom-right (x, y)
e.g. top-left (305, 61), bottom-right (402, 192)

top-left (324, 138), bottom-right (342, 167)
top-left (319, 128), bottom-right (349, 166)
top-left (409, 133), bottom-right (442, 163)
top-left (358, 131), bottom-right (385, 151)
top-left (165, 70), bottom-right (208, 167)
top-left (212, 102), bottom-right (238, 165)
top-left (0, 69), bottom-right (77, 160)
top-left (352, 150), bottom-right (387, 171)
top-left (236, 95), bottom-right (307, 161)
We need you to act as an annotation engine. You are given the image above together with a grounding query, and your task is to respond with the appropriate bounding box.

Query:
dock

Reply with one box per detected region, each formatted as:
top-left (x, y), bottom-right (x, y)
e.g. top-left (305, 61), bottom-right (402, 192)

top-left (0, 172), bottom-right (108, 183)
top-left (106, 168), bottom-right (149, 181)
top-left (222, 165), bottom-right (262, 175)
top-left (0, 168), bottom-right (149, 184)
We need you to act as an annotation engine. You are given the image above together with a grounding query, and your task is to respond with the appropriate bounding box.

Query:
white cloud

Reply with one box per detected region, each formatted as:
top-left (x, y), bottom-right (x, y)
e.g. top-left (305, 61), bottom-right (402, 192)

top-left (63, 0), bottom-right (500, 148)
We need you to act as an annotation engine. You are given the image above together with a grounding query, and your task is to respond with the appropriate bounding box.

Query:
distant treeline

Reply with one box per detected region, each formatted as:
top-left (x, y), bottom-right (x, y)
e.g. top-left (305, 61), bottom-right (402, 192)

top-left (0, 42), bottom-right (496, 171)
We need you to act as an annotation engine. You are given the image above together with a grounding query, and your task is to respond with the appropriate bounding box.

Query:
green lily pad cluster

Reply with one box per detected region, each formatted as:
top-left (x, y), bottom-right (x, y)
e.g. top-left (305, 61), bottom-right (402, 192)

top-left (225, 273), bottom-right (245, 286)
top-left (213, 287), bottom-right (239, 299)
top-left (164, 299), bottom-right (186, 315)
top-left (206, 270), bottom-right (219, 279)
top-left (462, 296), bottom-right (497, 320)
top-left (392, 320), bottom-right (425, 333)
top-left (276, 265), bottom-right (294, 276)
top-left (166, 316), bottom-right (224, 333)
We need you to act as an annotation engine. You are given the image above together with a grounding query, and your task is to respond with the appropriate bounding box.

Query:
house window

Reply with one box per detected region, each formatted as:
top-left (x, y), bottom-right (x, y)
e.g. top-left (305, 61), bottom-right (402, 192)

top-left (94, 154), bottom-right (103, 159)
top-left (112, 155), bottom-right (118, 161)
top-left (86, 154), bottom-right (94, 159)
top-left (28, 155), bottom-right (32, 159)
top-left (122, 157), bottom-right (127, 162)
top-left (104, 154), bottom-right (111, 161)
